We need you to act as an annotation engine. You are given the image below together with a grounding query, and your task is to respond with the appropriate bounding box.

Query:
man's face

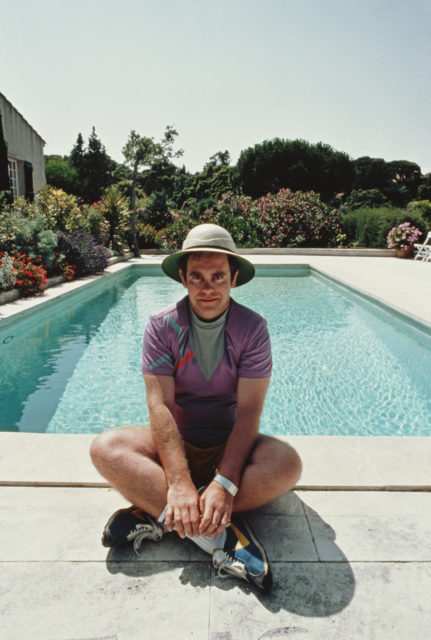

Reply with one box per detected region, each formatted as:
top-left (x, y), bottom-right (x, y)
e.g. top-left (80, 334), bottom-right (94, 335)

top-left (179, 252), bottom-right (238, 320)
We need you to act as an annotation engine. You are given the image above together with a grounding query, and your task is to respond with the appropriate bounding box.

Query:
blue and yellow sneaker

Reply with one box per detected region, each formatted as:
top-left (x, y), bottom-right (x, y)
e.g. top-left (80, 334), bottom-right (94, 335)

top-left (102, 506), bottom-right (164, 555)
top-left (212, 515), bottom-right (272, 592)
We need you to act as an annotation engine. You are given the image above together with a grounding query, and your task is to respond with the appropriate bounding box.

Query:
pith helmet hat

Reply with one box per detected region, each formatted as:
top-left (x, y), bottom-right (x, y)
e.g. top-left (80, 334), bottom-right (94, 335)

top-left (162, 223), bottom-right (255, 286)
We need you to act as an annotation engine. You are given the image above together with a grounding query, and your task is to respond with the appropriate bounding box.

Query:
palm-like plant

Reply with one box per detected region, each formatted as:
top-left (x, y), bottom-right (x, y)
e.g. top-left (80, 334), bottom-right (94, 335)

top-left (100, 185), bottom-right (130, 253)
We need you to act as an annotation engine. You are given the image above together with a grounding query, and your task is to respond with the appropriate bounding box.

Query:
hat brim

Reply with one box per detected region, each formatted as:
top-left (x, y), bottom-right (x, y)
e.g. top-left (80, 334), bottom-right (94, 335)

top-left (162, 247), bottom-right (255, 286)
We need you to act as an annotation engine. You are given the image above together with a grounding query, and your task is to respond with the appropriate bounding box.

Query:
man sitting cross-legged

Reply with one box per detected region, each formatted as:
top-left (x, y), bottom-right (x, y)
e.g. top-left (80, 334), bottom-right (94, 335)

top-left (90, 223), bottom-right (302, 591)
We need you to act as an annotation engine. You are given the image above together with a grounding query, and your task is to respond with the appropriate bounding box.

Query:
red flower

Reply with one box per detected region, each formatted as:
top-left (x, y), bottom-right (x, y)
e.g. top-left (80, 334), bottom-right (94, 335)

top-left (17, 280), bottom-right (23, 286)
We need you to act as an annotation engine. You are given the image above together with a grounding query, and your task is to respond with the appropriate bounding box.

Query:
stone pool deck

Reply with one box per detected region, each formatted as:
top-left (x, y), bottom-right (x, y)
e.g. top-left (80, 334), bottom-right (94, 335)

top-left (1, 254), bottom-right (430, 639)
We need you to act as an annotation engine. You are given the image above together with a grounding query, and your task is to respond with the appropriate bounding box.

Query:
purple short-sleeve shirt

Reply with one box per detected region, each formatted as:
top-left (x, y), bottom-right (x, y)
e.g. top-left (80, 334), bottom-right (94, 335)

top-left (142, 296), bottom-right (272, 446)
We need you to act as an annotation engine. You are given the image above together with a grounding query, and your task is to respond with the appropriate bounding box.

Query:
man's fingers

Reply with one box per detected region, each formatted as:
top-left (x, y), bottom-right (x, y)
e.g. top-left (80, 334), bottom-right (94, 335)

top-left (189, 505), bottom-right (201, 537)
top-left (199, 508), bottom-right (214, 535)
top-left (164, 506), bottom-right (175, 532)
top-left (174, 508), bottom-right (186, 538)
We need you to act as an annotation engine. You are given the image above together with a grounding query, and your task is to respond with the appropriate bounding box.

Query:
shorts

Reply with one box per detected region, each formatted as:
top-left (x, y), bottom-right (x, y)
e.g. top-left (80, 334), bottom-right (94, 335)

top-left (183, 440), bottom-right (226, 488)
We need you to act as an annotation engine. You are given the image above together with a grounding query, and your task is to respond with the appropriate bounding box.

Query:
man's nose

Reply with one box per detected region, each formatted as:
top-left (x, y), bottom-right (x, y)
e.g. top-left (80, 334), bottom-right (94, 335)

top-left (201, 277), bottom-right (215, 291)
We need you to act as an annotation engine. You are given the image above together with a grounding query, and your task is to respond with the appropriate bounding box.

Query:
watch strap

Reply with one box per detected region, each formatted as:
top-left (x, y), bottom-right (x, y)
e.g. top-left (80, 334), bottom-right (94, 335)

top-left (214, 473), bottom-right (238, 497)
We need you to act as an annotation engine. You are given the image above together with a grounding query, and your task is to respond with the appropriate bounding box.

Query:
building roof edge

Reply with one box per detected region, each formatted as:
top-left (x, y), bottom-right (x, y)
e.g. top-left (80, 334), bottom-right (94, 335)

top-left (0, 92), bottom-right (46, 146)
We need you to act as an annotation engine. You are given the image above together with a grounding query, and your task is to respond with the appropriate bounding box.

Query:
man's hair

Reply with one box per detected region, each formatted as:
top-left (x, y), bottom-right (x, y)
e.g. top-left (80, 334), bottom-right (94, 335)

top-left (178, 251), bottom-right (239, 282)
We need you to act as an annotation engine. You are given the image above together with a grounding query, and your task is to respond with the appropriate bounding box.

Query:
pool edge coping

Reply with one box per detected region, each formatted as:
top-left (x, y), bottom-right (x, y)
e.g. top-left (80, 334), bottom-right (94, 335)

top-left (1, 433), bottom-right (430, 491)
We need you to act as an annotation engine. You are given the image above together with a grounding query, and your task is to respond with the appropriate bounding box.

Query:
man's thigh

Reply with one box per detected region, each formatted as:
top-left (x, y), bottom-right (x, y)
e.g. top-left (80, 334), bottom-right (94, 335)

top-left (92, 425), bottom-right (160, 462)
top-left (247, 434), bottom-right (301, 469)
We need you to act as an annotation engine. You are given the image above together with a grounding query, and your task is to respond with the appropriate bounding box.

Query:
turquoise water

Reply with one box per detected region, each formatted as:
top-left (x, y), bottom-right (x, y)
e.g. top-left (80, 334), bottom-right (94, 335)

top-left (0, 268), bottom-right (430, 436)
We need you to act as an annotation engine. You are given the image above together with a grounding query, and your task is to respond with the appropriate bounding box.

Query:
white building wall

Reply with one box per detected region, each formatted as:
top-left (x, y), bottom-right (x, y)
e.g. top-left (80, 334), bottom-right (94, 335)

top-left (0, 93), bottom-right (46, 198)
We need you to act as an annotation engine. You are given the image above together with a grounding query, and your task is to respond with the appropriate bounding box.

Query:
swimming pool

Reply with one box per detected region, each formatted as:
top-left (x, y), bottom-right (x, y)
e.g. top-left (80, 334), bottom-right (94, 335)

top-left (1, 265), bottom-right (430, 436)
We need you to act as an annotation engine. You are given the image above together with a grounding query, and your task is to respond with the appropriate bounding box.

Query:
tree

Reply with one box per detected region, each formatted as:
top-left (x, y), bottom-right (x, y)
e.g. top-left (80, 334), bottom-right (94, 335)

top-left (179, 150), bottom-right (234, 205)
top-left (385, 160), bottom-right (422, 205)
top-left (70, 133), bottom-right (85, 175)
top-left (352, 156), bottom-right (422, 206)
top-left (45, 155), bottom-right (78, 194)
top-left (69, 128), bottom-right (116, 202)
top-left (352, 157), bottom-right (389, 192)
top-left (122, 126), bottom-right (183, 256)
top-left (82, 127), bottom-right (116, 202)
top-left (236, 138), bottom-right (353, 201)
top-left (345, 188), bottom-right (389, 210)
top-left (418, 173), bottom-right (431, 200)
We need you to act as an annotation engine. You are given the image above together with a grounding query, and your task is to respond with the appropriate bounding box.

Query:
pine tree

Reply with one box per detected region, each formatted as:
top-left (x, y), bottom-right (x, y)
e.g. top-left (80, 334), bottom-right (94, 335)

top-left (69, 128), bottom-right (115, 202)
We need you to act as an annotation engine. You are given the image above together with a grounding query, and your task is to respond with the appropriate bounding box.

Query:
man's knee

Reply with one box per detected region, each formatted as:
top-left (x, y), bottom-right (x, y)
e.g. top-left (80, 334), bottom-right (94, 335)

top-left (253, 436), bottom-right (302, 487)
top-left (90, 429), bottom-right (125, 470)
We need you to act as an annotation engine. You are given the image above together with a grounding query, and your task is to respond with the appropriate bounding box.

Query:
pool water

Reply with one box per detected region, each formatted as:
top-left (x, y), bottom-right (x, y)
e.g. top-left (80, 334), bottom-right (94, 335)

top-left (1, 268), bottom-right (430, 436)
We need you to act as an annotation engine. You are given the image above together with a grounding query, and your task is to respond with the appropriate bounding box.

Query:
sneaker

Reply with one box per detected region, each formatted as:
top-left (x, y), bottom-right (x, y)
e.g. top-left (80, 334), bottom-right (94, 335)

top-left (212, 515), bottom-right (272, 592)
top-left (102, 506), bottom-right (164, 554)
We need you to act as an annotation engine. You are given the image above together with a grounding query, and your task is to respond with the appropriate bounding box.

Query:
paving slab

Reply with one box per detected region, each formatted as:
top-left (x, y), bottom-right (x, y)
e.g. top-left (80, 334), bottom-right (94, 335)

top-left (300, 491), bottom-right (431, 562)
top-left (1, 561), bottom-right (211, 640)
top-left (209, 563), bottom-right (431, 640)
top-left (1, 486), bottom-right (431, 639)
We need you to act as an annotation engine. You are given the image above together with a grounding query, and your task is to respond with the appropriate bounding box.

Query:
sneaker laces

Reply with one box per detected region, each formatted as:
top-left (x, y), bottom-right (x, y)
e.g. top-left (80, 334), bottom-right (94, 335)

top-left (212, 549), bottom-right (248, 582)
top-left (127, 520), bottom-right (164, 555)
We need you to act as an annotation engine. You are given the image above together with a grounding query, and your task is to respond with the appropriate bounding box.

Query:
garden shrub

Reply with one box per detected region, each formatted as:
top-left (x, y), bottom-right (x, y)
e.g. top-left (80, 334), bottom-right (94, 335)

top-left (341, 206), bottom-right (426, 247)
top-left (57, 230), bottom-right (109, 277)
top-left (345, 188), bottom-right (389, 210)
top-left (0, 209), bottom-right (58, 268)
top-left (255, 189), bottom-right (342, 247)
top-left (13, 253), bottom-right (47, 297)
top-left (139, 190), bottom-right (171, 230)
top-left (198, 191), bottom-right (264, 247)
top-left (157, 211), bottom-right (199, 249)
top-left (98, 185), bottom-right (130, 252)
top-left (163, 189), bottom-right (342, 249)
top-left (136, 223), bottom-right (161, 249)
top-left (0, 252), bottom-right (16, 291)
top-left (37, 185), bottom-right (85, 231)
top-left (407, 200), bottom-right (431, 224)
top-left (82, 203), bottom-right (110, 246)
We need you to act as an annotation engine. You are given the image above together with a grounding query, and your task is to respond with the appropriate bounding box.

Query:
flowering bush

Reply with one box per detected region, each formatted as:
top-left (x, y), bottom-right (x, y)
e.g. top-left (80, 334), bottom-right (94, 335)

top-left (0, 252), bottom-right (16, 291)
top-left (57, 230), bottom-right (109, 277)
top-left (256, 189), bottom-right (342, 248)
top-left (62, 261), bottom-right (76, 281)
top-left (198, 192), bottom-right (264, 247)
top-left (136, 223), bottom-right (161, 248)
top-left (13, 253), bottom-right (47, 297)
top-left (158, 212), bottom-right (199, 249)
top-left (386, 222), bottom-right (422, 250)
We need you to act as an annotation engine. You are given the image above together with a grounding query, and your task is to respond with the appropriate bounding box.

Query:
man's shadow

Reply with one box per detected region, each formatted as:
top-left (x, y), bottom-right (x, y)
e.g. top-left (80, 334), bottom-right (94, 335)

top-left (105, 492), bottom-right (355, 617)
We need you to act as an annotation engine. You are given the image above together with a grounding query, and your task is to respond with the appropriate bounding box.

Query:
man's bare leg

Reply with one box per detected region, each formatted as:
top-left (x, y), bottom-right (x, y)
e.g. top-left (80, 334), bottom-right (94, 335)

top-left (90, 426), bottom-right (168, 519)
top-left (232, 435), bottom-right (302, 513)
top-left (91, 429), bottom-right (301, 518)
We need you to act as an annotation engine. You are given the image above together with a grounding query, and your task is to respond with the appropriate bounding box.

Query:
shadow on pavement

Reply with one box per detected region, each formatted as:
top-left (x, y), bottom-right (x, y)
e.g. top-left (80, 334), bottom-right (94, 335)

top-left (105, 495), bottom-right (355, 618)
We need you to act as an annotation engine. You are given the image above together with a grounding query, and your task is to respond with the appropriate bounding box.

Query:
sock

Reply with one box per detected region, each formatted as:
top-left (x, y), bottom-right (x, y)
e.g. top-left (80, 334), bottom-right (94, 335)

top-left (158, 505), bottom-right (227, 555)
top-left (156, 506), bottom-right (169, 533)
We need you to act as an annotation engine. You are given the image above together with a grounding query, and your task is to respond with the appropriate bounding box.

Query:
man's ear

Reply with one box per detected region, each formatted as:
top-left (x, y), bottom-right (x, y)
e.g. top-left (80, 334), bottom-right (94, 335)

top-left (179, 269), bottom-right (187, 287)
top-left (231, 269), bottom-right (239, 287)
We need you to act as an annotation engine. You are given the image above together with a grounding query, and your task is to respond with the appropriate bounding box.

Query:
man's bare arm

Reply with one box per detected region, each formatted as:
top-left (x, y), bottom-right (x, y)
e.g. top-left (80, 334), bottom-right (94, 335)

top-left (143, 374), bottom-right (200, 538)
top-left (199, 376), bottom-right (270, 536)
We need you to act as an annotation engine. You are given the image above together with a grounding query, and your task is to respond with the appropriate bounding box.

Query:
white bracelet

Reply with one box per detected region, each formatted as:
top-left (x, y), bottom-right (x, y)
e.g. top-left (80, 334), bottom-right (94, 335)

top-left (214, 473), bottom-right (239, 497)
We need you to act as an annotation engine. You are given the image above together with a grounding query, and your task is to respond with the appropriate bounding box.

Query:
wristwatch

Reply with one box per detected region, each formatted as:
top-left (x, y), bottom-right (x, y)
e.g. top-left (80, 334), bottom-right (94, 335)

top-left (214, 473), bottom-right (239, 497)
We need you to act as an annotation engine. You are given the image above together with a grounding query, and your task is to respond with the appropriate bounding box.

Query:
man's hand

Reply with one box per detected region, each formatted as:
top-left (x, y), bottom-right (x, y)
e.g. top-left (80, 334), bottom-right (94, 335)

top-left (199, 481), bottom-right (234, 537)
top-left (165, 481), bottom-right (201, 539)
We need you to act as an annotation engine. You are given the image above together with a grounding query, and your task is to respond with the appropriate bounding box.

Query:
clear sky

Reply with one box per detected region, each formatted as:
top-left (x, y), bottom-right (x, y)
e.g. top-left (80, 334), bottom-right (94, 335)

top-left (1, 0), bottom-right (430, 174)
